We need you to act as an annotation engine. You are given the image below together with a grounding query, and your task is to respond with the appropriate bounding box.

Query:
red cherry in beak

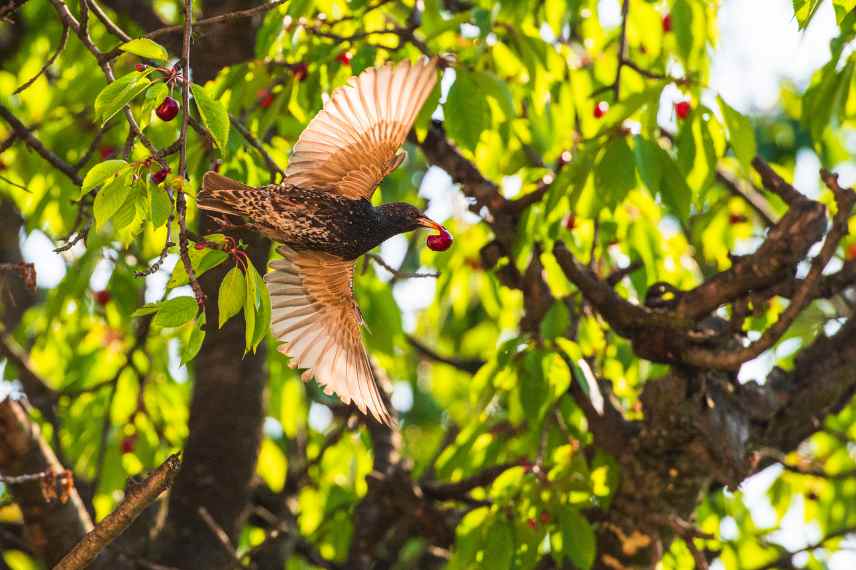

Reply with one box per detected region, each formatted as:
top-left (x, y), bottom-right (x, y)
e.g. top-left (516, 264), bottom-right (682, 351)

top-left (427, 228), bottom-right (453, 251)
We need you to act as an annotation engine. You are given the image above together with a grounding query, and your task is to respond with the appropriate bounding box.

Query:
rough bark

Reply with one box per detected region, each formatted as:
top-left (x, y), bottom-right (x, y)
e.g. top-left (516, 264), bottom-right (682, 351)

top-left (0, 399), bottom-right (93, 567)
top-left (154, 222), bottom-right (269, 569)
top-left (0, 200), bottom-right (35, 331)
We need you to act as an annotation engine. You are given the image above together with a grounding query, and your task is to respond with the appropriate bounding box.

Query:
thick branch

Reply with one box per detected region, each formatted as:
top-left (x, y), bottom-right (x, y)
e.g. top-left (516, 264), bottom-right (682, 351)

top-left (0, 399), bottom-right (93, 567)
top-left (54, 454), bottom-right (181, 570)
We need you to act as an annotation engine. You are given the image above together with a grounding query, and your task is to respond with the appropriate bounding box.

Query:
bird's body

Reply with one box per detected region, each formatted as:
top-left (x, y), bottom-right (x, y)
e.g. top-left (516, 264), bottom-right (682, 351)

top-left (200, 180), bottom-right (410, 260)
top-left (196, 57), bottom-right (443, 425)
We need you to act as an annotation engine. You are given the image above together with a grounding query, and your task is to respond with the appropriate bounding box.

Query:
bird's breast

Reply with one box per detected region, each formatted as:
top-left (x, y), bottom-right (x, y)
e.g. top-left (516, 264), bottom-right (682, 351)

top-left (269, 190), bottom-right (383, 260)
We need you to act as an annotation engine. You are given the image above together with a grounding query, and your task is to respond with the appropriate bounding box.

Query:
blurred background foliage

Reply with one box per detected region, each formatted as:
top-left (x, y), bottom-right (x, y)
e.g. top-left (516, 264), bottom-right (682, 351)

top-left (1, 0), bottom-right (856, 569)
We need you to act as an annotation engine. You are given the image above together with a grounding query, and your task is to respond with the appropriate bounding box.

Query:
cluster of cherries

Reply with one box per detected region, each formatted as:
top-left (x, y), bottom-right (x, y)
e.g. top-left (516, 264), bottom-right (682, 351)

top-left (590, 11), bottom-right (690, 122)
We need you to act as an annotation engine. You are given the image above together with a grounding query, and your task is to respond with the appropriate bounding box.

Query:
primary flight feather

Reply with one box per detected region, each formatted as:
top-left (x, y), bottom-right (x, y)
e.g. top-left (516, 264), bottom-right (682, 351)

top-left (196, 58), bottom-right (447, 426)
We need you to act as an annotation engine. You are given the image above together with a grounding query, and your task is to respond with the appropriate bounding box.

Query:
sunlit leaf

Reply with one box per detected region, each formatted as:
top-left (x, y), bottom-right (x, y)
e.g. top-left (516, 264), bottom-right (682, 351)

top-left (119, 38), bottom-right (169, 62)
top-left (218, 265), bottom-right (246, 328)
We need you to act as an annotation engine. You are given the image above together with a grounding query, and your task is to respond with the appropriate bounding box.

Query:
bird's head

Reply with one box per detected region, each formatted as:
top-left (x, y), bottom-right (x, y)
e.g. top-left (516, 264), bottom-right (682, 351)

top-left (377, 202), bottom-right (443, 234)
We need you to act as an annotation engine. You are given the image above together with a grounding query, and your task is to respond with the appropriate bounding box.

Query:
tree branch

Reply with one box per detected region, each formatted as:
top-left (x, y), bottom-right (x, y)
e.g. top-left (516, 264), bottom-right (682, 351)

top-left (0, 104), bottom-right (82, 186)
top-left (53, 454), bottom-right (181, 570)
top-left (0, 398), bottom-right (93, 567)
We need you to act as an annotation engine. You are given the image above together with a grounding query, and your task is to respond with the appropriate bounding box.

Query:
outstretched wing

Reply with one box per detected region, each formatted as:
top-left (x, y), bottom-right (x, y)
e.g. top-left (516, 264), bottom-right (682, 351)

top-left (284, 57), bottom-right (438, 200)
top-left (265, 247), bottom-right (392, 425)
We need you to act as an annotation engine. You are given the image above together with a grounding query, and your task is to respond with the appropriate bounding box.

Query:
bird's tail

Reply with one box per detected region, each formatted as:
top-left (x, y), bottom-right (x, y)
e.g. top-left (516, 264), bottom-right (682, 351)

top-left (197, 171), bottom-right (269, 218)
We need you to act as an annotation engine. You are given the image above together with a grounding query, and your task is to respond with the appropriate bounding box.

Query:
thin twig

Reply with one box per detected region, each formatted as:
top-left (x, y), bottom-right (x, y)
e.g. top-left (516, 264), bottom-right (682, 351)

top-left (86, 0), bottom-right (131, 42)
top-left (0, 104), bottom-right (82, 185)
top-left (750, 526), bottom-right (856, 570)
top-left (198, 507), bottom-right (245, 570)
top-left (229, 114), bottom-right (284, 183)
top-left (175, 0), bottom-right (205, 306)
top-left (613, 0), bottom-right (630, 100)
top-left (405, 335), bottom-right (485, 374)
top-left (14, 23), bottom-right (69, 94)
top-left (366, 253), bottom-right (439, 279)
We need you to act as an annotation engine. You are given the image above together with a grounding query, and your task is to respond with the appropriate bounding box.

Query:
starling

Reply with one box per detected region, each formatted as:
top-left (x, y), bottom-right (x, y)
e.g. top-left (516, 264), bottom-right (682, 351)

top-left (197, 58), bottom-right (445, 425)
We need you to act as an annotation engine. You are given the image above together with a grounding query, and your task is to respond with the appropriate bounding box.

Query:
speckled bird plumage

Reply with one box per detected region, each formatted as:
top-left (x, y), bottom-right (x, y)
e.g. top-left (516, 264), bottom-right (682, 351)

top-left (196, 57), bottom-right (440, 425)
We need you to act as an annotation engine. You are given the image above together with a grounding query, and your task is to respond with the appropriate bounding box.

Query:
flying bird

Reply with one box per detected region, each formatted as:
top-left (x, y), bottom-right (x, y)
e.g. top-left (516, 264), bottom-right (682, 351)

top-left (196, 58), bottom-right (449, 425)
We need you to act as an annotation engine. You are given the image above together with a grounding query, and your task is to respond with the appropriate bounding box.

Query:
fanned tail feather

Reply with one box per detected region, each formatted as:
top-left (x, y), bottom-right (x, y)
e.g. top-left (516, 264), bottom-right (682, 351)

top-left (197, 171), bottom-right (270, 218)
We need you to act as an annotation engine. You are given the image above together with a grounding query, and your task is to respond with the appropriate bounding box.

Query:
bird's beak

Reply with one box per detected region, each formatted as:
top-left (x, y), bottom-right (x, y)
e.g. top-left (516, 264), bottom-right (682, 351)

top-left (416, 215), bottom-right (444, 232)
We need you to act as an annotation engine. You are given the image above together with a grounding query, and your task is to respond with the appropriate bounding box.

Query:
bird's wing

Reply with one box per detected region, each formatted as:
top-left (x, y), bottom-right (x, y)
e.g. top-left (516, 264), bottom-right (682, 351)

top-left (265, 246), bottom-right (392, 425)
top-left (284, 57), bottom-right (438, 200)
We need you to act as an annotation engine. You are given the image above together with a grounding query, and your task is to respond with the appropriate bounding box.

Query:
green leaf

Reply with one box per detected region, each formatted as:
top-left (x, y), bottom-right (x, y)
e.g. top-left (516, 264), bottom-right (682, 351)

top-left (119, 38), bottom-right (169, 62)
top-left (540, 301), bottom-right (570, 340)
top-left (94, 71), bottom-right (152, 126)
top-left (718, 96), bottom-right (757, 171)
top-left (218, 265), bottom-right (246, 328)
top-left (81, 160), bottom-right (128, 197)
top-left (111, 192), bottom-right (138, 231)
top-left (793, 0), bottom-right (824, 29)
top-left (594, 138), bottom-right (636, 210)
top-left (445, 71), bottom-right (491, 151)
top-left (634, 136), bottom-right (691, 222)
top-left (149, 185), bottom-right (171, 228)
top-left (191, 83), bottom-right (230, 153)
top-left (244, 263), bottom-right (258, 352)
top-left (482, 517), bottom-right (514, 570)
top-left (168, 248), bottom-right (229, 288)
top-left (181, 315), bottom-right (206, 364)
top-left (560, 509), bottom-right (596, 570)
top-left (131, 303), bottom-right (161, 317)
top-left (520, 350), bottom-right (548, 420)
top-left (153, 296), bottom-right (198, 328)
top-left (251, 266), bottom-right (270, 351)
top-left (634, 137), bottom-right (664, 194)
top-left (93, 172), bottom-right (131, 230)
top-left (472, 71), bottom-right (515, 119)
top-left (596, 85), bottom-right (665, 136)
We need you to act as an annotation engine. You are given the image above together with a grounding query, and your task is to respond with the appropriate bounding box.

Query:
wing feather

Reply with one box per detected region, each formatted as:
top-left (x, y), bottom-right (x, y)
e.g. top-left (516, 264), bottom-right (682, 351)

top-left (284, 57), bottom-right (438, 200)
top-left (265, 247), bottom-right (392, 425)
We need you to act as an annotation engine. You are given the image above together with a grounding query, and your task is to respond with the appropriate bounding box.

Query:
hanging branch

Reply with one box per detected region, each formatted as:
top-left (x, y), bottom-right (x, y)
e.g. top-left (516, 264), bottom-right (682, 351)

top-left (174, 0), bottom-right (205, 307)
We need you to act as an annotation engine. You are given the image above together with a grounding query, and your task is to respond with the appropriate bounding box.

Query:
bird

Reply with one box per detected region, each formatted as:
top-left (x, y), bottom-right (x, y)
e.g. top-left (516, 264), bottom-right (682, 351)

top-left (196, 57), bottom-right (447, 426)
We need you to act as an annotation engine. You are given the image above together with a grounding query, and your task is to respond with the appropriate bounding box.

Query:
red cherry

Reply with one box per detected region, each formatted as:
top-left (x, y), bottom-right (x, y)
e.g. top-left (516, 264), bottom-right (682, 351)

top-left (846, 243), bottom-right (856, 261)
top-left (593, 101), bottom-right (608, 119)
top-left (93, 290), bottom-right (111, 305)
top-left (662, 14), bottom-right (672, 32)
top-left (120, 433), bottom-right (137, 454)
top-left (151, 167), bottom-right (170, 185)
top-left (539, 512), bottom-right (551, 525)
top-left (426, 228), bottom-right (453, 251)
top-left (565, 214), bottom-right (577, 230)
top-left (156, 96), bottom-right (179, 121)
top-left (336, 52), bottom-right (351, 65)
top-left (728, 213), bottom-right (748, 225)
top-left (292, 62), bottom-right (308, 81)
top-left (675, 101), bottom-right (691, 120)
top-left (135, 63), bottom-right (147, 72)
top-left (527, 518), bottom-right (537, 530)
top-left (257, 88), bottom-right (274, 109)
top-left (99, 146), bottom-right (116, 159)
